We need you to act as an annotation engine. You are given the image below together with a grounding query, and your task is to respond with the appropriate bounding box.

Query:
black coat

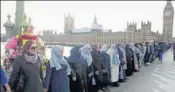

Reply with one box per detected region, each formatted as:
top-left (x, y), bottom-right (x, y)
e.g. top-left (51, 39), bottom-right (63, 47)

top-left (91, 50), bottom-right (104, 90)
top-left (9, 55), bottom-right (44, 92)
top-left (67, 46), bottom-right (88, 92)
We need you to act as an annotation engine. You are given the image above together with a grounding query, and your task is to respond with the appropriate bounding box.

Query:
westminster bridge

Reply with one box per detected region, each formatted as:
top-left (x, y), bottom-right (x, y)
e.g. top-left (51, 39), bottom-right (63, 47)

top-left (45, 41), bottom-right (107, 46)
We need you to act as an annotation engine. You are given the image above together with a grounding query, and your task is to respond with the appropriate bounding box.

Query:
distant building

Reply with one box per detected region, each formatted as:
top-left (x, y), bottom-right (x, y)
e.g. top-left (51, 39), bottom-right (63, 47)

top-left (42, 15), bottom-right (160, 45)
top-left (42, 1), bottom-right (173, 45)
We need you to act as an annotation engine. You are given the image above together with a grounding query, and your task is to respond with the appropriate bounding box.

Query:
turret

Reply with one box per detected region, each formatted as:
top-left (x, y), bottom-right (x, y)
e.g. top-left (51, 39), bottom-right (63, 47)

top-left (64, 13), bottom-right (75, 34)
top-left (93, 15), bottom-right (97, 24)
top-left (141, 21), bottom-right (151, 31)
top-left (127, 22), bottom-right (137, 31)
top-left (28, 17), bottom-right (34, 30)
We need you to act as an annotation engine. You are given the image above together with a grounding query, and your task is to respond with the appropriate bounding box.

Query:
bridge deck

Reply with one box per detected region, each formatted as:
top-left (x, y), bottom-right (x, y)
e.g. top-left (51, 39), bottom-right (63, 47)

top-left (103, 50), bottom-right (175, 92)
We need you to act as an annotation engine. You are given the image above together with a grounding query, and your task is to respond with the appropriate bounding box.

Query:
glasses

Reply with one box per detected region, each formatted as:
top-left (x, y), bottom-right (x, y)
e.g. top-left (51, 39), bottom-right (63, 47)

top-left (30, 46), bottom-right (37, 50)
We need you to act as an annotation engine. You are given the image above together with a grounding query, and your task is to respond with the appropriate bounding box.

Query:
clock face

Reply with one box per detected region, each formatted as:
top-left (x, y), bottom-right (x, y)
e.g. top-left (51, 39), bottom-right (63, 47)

top-left (165, 11), bottom-right (171, 16)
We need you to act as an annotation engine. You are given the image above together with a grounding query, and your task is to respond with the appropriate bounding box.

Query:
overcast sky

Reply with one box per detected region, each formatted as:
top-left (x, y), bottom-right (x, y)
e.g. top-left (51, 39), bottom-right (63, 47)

top-left (1, 1), bottom-right (175, 36)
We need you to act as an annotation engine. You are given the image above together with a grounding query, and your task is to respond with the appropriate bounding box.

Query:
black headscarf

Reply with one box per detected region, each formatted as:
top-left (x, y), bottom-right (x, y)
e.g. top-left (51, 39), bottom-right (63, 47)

top-left (67, 45), bottom-right (84, 64)
top-left (125, 44), bottom-right (133, 58)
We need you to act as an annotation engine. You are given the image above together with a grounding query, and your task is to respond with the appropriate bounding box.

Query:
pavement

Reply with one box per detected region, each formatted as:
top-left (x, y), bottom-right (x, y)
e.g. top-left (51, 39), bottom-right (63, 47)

top-left (100, 50), bottom-right (175, 92)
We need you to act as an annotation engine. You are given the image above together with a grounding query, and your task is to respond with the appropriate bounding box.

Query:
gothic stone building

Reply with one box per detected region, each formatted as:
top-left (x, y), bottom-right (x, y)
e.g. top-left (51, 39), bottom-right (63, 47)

top-left (43, 18), bottom-right (160, 45)
top-left (42, 1), bottom-right (174, 45)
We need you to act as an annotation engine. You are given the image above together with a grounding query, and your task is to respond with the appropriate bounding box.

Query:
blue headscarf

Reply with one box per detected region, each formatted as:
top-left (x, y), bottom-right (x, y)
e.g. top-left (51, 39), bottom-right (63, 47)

top-left (80, 44), bottom-right (92, 66)
top-left (49, 45), bottom-right (71, 74)
top-left (110, 44), bottom-right (120, 65)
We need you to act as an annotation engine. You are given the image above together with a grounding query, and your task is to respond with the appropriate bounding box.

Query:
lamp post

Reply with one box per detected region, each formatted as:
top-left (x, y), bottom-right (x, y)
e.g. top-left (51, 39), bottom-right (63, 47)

top-left (3, 14), bottom-right (15, 39)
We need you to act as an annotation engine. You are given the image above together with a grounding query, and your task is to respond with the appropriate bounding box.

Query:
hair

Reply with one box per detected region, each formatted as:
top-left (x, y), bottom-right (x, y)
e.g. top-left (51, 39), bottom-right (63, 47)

top-left (23, 41), bottom-right (33, 54)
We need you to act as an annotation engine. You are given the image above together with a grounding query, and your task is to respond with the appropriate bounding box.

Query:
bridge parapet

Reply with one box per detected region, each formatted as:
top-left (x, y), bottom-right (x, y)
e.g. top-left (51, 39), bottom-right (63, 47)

top-left (45, 42), bottom-right (85, 46)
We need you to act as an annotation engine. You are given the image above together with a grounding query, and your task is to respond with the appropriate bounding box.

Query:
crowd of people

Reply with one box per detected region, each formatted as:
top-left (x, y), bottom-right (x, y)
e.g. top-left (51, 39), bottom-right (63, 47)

top-left (0, 41), bottom-right (172, 92)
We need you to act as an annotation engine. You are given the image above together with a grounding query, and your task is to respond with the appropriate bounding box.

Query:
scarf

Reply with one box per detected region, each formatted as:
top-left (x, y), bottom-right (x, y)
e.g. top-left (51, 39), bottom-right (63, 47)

top-left (110, 44), bottom-right (120, 65)
top-left (101, 44), bottom-right (108, 53)
top-left (80, 44), bottom-right (92, 66)
top-left (49, 45), bottom-right (71, 75)
top-left (24, 53), bottom-right (38, 63)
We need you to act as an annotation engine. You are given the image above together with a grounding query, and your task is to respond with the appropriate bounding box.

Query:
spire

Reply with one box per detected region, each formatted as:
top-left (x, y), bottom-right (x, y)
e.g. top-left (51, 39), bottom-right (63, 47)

top-left (93, 15), bottom-right (97, 24)
top-left (7, 14), bottom-right (11, 21)
top-left (29, 17), bottom-right (31, 23)
top-left (167, 0), bottom-right (172, 4)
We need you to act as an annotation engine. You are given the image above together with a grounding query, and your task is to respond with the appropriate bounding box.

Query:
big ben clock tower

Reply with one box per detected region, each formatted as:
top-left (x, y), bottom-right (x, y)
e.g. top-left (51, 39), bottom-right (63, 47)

top-left (163, 0), bottom-right (174, 42)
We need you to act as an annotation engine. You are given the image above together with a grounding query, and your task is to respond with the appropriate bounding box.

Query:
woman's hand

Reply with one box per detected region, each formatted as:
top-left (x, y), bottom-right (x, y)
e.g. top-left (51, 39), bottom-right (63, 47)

top-left (4, 84), bottom-right (11, 92)
top-left (88, 72), bottom-right (93, 77)
top-left (44, 88), bottom-right (47, 92)
top-left (6, 89), bottom-right (11, 92)
top-left (102, 69), bottom-right (106, 73)
top-left (72, 77), bottom-right (76, 81)
top-left (95, 71), bottom-right (99, 75)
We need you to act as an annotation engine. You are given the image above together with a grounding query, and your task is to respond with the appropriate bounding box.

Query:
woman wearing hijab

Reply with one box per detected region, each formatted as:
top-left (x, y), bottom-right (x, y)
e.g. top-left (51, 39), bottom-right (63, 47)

top-left (100, 44), bottom-right (110, 90)
top-left (91, 45), bottom-right (104, 92)
top-left (80, 44), bottom-right (94, 92)
top-left (140, 43), bottom-right (146, 66)
top-left (134, 44), bottom-right (141, 68)
top-left (67, 45), bottom-right (88, 92)
top-left (129, 43), bottom-right (139, 72)
top-left (125, 44), bottom-right (134, 77)
top-left (117, 44), bottom-right (127, 82)
top-left (149, 44), bottom-right (155, 63)
top-left (144, 42), bottom-right (151, 65)
top-left (44, 45), bottom-right (71, 92)
top-left (9, 41), bottom-right (44, 92)
top-left (107, 44), bottom-right (120, 87)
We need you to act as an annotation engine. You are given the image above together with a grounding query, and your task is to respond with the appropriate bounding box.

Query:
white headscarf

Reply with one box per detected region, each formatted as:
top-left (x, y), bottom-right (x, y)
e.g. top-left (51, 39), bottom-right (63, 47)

top-left (101, 44), bottom-right (109, 53)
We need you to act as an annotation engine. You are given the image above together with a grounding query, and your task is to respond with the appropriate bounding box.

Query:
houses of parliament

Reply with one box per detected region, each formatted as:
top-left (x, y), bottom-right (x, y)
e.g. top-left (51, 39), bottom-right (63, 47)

top-left (42, 1), bottom-right (174, 45)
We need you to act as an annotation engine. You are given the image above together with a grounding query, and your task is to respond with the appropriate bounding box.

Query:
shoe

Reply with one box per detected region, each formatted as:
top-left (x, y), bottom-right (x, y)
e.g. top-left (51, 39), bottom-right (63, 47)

top-left (144, 63), bottom-right (148, 66)
top-left (112, 82), bottom-right (120, 87)
top-left (101, 88), bottom-right (106, 91)
top-left (115, 82), bottom-right (120, 87)
top-left (147, 62), bottom-right (151, 65)
top-left (118, 79), bottom-right (126, 83)
top-left (105, 86), bottom-right (110, 92)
